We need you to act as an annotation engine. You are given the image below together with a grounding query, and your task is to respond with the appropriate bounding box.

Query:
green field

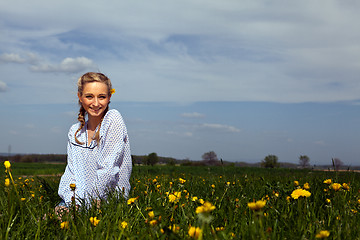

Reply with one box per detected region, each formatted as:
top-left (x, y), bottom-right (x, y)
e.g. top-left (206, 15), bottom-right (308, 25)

top-left (1, 163), bottom-right (360, 239)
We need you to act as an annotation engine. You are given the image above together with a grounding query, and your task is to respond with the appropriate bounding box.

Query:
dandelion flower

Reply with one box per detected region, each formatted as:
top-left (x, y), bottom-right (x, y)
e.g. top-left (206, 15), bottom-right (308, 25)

top-left (69, 183), bottom-right (76, 191)
top-left (293, 180), bottom-right (299, 187)
top-left (4, 160), bottom-right (11, 170)
top-left (342, 183), bottom-right (350, 190)
top-left (291, 189), bottom-right (311, 199)
top-left (331, 183), bottom-right (341, 191)
top-left (5, 178), bottom-right (10, 187)
top-left (247, 200), bottom-right (266, 211)
top-left (303, 182), bottom-right (310, 190)
top-left (325, 199), bottom-right (331, 204)
top-left (110, 88), bottom-right (116, 94)
top-left (148, 211), bottom-right (155, 219)
top-left (199, 198), bottom-right (205, 204)
top-left (323, 179), bottom-right (332, 185)
top-left (196, 201), bottom-right (216, 214)
top-left (188, 226), bottom-right (202, 239)
top-left (149, 220), bottom-right (157, 226)
top-left (21, 198), bottom-right (26, 201)
top-left (127, 197), bottom-right (137, 205)
top-left (60, 221), bottom-right (69, 229)
top-left (192, 196), bottom-right (198, 202)
top-left (315, 230), bottom-right (330, 238)
top-left (179, 178), bottom-right (186, 184)
top-left (120, 221), bottom-right (128, 229)
top-left (90, 217), bottom-right (100, 226)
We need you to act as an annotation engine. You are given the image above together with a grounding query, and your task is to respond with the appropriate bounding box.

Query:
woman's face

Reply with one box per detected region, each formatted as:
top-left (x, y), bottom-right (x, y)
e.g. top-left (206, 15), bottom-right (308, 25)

top-left (78, 82), bottom-right (111, 119)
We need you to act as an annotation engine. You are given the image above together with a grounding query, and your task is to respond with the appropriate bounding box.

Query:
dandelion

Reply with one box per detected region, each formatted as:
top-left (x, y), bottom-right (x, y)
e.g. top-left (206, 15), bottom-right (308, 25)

top-left (199, 198), bottom-right (205, 204)
top-left (5, 178), bottom-right (10, 187)
top-left (303, 182), bottom-right (310, 190)
top-left (216, 227), bottom-right (225, 231)
top-left (315, 230), bottom-right (330, 238)
top-left (331, 183), bottom-right (342, 191)
top-left (4, 160), bottom-right (11, 170)
top-left (90, 217), bottom-right (100, 226)
top-left (192, 196), bottom-right (198, 202)
top-left (148, 211), bottom-right (155, 219)
top-left (110, 88), bottom-right (116, 94)
top-left (179, 178), bottom-right (186, 184)
top-left (323, 179), bottom-right (332, 185)
top-left (294, 180), bottom-right (299, 187)
top-left (342, 183), bottom-right (350, 191)
top-left (188, 226), bottom-right (202, 239)
top-left (69, 183), bottom-right (76, 191)
top-left (291, 189), bottom-right (311, 199)
top-left (168, 224), bottom-right (180, 233)
top-left (21, 198), bottom-right (26, 201)
top-left (168, 192), bottom-right (181, 203)
top-left (325, 199), bottom-right (331, 204)
top-left (149, 220), bottom-right (157, 226)
top-left (120, 221), bottom-right (128, 229)
top-left (60, 221), bottom-right (69, 229)
top-left (211, 184), bottom-right (215, 188)
top-left (247, 200), bottom-right (266, 211)
top-left (196, 201), bottom-right (216, 214)
top-left (127, 197), bottom-right (137, 205)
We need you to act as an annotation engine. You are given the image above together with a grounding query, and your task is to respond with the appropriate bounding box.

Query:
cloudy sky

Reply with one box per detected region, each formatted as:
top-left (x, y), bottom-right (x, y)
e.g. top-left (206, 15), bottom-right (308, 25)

top-left (1, 0), bottom-right (360, 165)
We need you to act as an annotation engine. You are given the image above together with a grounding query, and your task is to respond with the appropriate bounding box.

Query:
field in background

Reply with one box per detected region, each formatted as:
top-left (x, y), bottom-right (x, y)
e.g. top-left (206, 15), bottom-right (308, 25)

top-left (2, 164), bottom-right (360, 239)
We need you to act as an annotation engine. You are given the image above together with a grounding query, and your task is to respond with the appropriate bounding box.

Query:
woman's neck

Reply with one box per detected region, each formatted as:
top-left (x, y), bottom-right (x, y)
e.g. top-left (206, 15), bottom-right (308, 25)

top-left (87, 115), bottom-right (103, 131)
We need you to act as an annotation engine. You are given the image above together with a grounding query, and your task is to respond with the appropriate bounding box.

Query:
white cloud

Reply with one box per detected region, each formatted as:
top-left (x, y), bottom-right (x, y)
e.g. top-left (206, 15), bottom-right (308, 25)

top-left (0, 53), bottom-right (26, 63)
top-left (200, 123), bottom-right (241, 133)
top-left (0, 81), bottom-right (7, 92)
top-left (30, 57), bottom-right (96, 73)
top-left (181, 112), bottom-right (205, 118)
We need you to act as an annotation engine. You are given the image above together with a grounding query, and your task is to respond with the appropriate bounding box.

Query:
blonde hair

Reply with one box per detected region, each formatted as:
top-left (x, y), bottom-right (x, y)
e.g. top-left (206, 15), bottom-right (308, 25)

top-left (75, 72), bottom-right (112, 145)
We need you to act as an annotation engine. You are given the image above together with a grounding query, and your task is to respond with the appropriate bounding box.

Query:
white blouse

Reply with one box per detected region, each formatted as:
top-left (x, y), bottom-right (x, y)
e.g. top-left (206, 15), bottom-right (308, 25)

top-left (58, 109), bottom-right (132, 205)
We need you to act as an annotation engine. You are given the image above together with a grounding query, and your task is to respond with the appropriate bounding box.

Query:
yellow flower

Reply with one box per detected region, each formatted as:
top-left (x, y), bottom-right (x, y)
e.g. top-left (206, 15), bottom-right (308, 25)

top-left (226, 182), bottom-right (230, 186)
top-left (4, 161), bottom-right (11, 170)
top-left (21, 198), bottom-right (26, 201)
top-left (293, 180), bottom-right (299, 186)
top-left (148, 211), bottom-right (155, 219)
top-left (69, 183), bottom-right (76, 191)
top-left (120, 221), bottom-right (128, 229)
top-left (216, 227), bottom-right (225, 231)
top-left (315, 230), bottom-right (330, 238)
top-left (291, 189), bottom-right (311, 199)
top-left (192, 196), bottom-right (198, 202)
top-left (179, 178), bottom-right (186, 184)
top-left (247, 200), bottom-right (266, 211)
top-left (331, 183), bottom-right (342, 191)
top-left (90, 217), bottom-right (100, 226)
top-left (60, 221), bottom-right (69, 229)
top-left (211, 184), bottom-right (215, 188)
top-left (188, 226), bottom-right (202, 239)
top-left (357, 199), bottom-right (360, 204)
top-left (196, 201), bottom-right (216, 214)
top-left (5, 178), bottom-right (10, 187)
top-left (110, 88), bottom-right (116, 94)
top-left (342, 183), bottom-right (350, 190)
top-left (303, 182), bottom-right (310, 190)
top-left (127, 197), bottom-right (137, 205)
top-left (325, 199), bottom-right (331, 204)
top-left (149, 220), bottom-right (157, 226)
top-left (199, 198), bottom-right (205, 204)
top-left (323, 179), bottom-right (332, 185)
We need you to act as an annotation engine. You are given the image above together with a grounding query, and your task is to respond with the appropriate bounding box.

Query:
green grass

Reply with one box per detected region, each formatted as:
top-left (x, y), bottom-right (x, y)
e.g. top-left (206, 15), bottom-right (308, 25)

top-left (1, 164), bottom-right (360, 239)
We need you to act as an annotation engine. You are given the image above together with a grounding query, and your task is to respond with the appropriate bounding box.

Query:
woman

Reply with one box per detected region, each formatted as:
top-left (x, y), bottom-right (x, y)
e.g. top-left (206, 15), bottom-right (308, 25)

top-left (56, 72), bottom-right (132, 213)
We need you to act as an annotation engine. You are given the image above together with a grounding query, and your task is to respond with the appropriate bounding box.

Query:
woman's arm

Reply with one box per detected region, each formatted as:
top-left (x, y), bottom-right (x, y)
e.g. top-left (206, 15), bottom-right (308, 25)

top-left (94, 111), bottom-right (132, 199)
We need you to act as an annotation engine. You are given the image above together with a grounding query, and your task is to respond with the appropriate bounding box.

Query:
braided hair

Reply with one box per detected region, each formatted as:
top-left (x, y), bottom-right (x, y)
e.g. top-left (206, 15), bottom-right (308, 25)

top-left (74, 72), bottom-right (112, 145)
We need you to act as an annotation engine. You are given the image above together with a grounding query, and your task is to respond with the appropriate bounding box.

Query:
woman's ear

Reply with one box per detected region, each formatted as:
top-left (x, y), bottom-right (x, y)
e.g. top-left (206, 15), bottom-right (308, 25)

top-left (77, 92), bottom-right (82, 103)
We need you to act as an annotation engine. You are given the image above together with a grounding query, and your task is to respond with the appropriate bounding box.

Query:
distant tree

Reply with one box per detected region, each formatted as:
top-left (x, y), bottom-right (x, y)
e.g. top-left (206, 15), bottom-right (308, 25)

top-left (146, 152), bottom-right (159, 166)
top-left (201, 151), bottom-right (220, 166)
top-left (299, 155), bottom-right (310, 168)
top-left (332, 158), bottom-right (343, 171)
top-left (261, 155), bottom-right (279, 168)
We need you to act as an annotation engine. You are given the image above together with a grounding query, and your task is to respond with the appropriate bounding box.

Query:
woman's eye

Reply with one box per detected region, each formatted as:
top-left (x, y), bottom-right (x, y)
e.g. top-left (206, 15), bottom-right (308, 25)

top-left (86, 96), bottom-right (92, 99)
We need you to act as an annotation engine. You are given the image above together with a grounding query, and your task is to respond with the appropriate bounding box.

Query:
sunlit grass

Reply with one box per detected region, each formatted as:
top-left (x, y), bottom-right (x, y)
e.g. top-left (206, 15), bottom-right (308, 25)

top-left (1, 163), bottom-right (360, 239)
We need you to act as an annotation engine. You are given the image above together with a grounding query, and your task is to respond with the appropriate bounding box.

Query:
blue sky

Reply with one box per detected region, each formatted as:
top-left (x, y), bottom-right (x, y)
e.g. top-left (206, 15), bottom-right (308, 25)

top-left (1, 0), bottom-right (360, 165)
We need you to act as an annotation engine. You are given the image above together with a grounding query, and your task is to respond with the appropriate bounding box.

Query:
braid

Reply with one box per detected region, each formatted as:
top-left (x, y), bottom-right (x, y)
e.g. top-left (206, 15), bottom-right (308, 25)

top-left (75, 105), bottom-right (86, 144)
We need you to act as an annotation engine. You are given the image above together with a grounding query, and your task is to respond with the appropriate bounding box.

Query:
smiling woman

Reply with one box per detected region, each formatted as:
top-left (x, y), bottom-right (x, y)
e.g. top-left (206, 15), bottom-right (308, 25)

top-left (56, 72), bottom-right (132, 218)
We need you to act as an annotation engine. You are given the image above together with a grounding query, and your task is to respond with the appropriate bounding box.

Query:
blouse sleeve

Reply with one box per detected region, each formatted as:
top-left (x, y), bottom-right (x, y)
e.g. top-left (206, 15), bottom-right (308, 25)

top-left (58, 140), bottom-right (77, 205)
top-left (94, 111), bottom-right (132, 199)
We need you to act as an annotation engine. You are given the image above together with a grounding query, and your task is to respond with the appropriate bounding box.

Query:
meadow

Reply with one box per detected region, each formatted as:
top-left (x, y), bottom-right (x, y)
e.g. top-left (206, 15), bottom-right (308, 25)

top-left (1, 162), bottom-right (360, 239)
